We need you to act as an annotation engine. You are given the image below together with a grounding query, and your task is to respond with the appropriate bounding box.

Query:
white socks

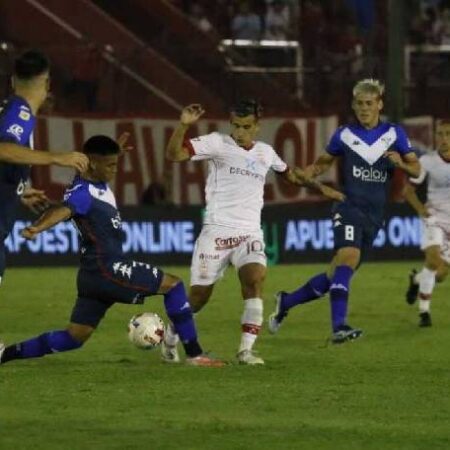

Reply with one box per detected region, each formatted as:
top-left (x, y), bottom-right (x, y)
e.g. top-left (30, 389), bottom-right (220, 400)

top-left (239, 298), bottom-right (263, 353)
top-left (164, 322), bottom-right (179, 346)
top-left (416, 267), bottom-right (436, 313)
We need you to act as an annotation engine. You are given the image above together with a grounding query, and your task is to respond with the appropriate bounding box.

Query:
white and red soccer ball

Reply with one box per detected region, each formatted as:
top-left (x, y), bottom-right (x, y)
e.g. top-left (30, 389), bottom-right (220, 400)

top-left (128, 312), bottom-right (165, 350)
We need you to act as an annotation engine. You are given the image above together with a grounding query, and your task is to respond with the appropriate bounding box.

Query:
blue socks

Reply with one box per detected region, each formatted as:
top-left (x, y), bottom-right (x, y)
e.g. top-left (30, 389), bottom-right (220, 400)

top-left (278, 266), bottom-right (354, 333)
top-left (164, 282), bottom-right (202, 357)
top-left (330, 265), bottom-right (354, 332)
top-left (281, 273), bottom-right (331, 313)
top-left (1, 330), bottom-right (83, 363)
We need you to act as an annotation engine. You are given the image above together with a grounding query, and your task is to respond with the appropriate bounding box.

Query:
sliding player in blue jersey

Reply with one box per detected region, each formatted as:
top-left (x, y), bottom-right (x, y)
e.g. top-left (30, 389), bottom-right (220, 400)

top-left (268, 79), bottom-right (421, 343)
top-left (0, 49), bottom-right (88, 284)
top-left (0, 135), bottom-right (224, 367)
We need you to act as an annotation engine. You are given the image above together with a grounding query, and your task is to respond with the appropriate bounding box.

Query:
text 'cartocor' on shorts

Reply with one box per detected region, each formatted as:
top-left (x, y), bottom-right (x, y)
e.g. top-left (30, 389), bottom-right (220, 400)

top-left (190, 225), bottom-right (266, 286)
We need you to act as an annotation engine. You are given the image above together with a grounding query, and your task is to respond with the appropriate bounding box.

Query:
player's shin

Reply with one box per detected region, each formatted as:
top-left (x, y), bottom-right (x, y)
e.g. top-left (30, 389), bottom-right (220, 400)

top-left (283, 273), bottom-right (330, 311)
top-left (239, 297), bottom-right (263, 353)
top-left (163, 282), bottom-right (202, 357)
top-left (329, 266), bottom-right (354, 331)
top-left (418, 267), bottom-right (436, 313)
top-left (0, 330), bottom-right (83, 364)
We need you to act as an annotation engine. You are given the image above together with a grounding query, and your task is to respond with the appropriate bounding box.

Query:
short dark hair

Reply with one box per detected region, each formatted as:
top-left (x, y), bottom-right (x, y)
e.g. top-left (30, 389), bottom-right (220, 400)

top-left (14, 49), bottom-right (49, 80)
top-left (230, 99), bottom-right (263, 119)
top-left (83, 135), bottom-right (120, 155)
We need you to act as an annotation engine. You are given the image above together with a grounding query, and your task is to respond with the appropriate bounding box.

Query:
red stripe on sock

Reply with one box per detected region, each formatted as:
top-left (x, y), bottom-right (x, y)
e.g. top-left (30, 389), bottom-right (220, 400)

top-left (242, 324), bottom-right (261, 335)
top-left (419, 293), bottom-right (431, 300)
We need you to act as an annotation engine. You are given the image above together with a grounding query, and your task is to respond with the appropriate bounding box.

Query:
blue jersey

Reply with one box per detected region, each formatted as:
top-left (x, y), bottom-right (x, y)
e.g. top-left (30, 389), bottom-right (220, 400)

top-left (326, 121), bottom-right (413, 226)
top-left (63, 176), bottom-right (164, 326)
top-left (0, 95), bottom-right (36, 235)
top-left (63, 176), bottom-right (125, 269)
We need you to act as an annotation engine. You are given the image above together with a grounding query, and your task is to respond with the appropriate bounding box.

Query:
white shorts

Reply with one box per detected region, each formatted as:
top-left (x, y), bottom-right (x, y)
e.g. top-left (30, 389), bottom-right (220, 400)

top-left (421, 217), bottom-right (450, 263)
top-left (190, 225), bottom-right (266, 286)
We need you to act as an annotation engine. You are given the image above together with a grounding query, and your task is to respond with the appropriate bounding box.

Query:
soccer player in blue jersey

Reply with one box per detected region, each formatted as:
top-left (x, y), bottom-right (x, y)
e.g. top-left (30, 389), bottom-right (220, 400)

top-left (0, 49), bottom-right (89, 284)
top-left (0, 135), bottom-right (224, 367)
top-left (268, 79), bottom-right (421, 343)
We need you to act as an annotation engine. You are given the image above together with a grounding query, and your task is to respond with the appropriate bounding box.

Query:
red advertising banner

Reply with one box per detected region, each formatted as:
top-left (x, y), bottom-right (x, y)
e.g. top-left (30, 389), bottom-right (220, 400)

top-left (30, 115), bottom-right (434, 205)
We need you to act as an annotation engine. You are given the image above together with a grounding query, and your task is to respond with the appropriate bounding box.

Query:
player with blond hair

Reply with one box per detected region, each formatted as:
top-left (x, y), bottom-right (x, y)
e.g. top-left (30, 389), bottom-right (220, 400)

top-left (268, 79), bottom-right (421, 343)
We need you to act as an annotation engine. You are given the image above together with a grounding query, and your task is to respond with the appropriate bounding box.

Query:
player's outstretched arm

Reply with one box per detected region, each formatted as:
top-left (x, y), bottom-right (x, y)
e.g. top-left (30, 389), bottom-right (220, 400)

top-left (384, 151), bottom-right (421, 178)
top-left (21, 205), bottom-right (72, 240)
top-left (0, 142), bottom-right (88, 172)
top-left (303, 153), bottom-right (337, 178)
top-left (166, 104), bottom-right (205, 162)
top-left (21, 187), bottom-right (51, 214)
top-left (284, 167), bottom-right (345, 202)
top-left (403, 181), bottom-right (429, 218)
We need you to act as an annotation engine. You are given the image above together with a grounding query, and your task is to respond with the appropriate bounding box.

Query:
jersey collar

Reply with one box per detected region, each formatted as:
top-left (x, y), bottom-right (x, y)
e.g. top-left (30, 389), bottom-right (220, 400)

top-left (230, 135), bottom-right (255, 151)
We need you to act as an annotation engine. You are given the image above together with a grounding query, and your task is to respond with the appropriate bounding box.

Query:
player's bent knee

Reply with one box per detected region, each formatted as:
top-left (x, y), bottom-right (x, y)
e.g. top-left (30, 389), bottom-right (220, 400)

top-left (334, 247), bottom-right (360, 269)
top-left (426, 258), bottom-right (442, 272)
top-left (67, 323), bottom-right (95, 343)
top-left (159, 273), bottom-right (182, 294)
top-left (239, 264), bottom-right (266, 295)
top-left (425, 246), bottom-right (443, 270)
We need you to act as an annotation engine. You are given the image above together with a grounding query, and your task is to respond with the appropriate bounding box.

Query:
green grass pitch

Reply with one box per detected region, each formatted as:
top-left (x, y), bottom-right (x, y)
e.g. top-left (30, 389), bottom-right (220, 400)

top-left (0, 263), bottom-right (449, 450)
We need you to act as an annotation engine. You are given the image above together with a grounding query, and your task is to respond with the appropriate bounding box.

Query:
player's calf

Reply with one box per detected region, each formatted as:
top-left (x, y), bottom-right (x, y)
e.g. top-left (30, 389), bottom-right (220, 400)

top-left (163, 280), bottom-right (204, 359)
top-left (0, 330), bottom-right (84, 364)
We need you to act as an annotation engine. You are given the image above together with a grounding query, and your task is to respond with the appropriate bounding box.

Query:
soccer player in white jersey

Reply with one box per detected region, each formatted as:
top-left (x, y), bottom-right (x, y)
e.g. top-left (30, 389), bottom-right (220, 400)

top-left (163, 100), bottom-right (344, 365)
top-left (404, 121), bottom-right (450, 327)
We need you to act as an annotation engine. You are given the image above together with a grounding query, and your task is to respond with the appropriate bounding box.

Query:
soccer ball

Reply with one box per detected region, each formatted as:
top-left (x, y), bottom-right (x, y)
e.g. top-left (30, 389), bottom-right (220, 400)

top-left (127, 312), bottom-right (165, 350)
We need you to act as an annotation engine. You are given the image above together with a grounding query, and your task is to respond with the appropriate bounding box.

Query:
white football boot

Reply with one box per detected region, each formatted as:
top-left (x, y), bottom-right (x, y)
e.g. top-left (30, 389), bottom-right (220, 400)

top-left (267, 291), bottom-right (286, 334)
top-left (236, 349), bottom-right (265, 365)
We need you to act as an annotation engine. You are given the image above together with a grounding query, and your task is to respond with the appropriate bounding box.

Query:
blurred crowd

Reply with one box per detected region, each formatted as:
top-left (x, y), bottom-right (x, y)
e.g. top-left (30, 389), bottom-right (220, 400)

top-left (3, 0), bottom-right (449, 116)
top-left (169, 0), bottom-right (386, 77)
top-left (409, 0), bottom-right (450, 45)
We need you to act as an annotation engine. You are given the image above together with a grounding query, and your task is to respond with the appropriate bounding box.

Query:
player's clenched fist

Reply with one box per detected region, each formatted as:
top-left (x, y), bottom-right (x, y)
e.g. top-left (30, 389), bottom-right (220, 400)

top-left (180, 104), bottom-right (205, 126)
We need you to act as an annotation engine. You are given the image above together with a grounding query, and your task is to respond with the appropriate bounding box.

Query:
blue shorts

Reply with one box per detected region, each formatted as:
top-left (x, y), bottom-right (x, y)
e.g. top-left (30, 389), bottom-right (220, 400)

top-left (71, 258), bottom-right (164, 327)
top-left (332, 203), bottom-right (379, 257)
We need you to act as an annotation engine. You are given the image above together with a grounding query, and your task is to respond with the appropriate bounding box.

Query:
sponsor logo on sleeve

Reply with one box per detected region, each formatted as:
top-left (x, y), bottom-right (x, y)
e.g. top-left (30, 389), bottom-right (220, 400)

top-left (19, 110), bottom-right (31, 121)
top-left (6, 124), bottom-right (24, 139)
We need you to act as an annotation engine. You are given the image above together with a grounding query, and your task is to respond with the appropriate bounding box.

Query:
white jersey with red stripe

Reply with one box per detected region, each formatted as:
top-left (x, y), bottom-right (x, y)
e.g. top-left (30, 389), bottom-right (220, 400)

top-left (410, 151), bottom-right (450, 223)
top-left (188, 132), bottom-right (287, 231)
